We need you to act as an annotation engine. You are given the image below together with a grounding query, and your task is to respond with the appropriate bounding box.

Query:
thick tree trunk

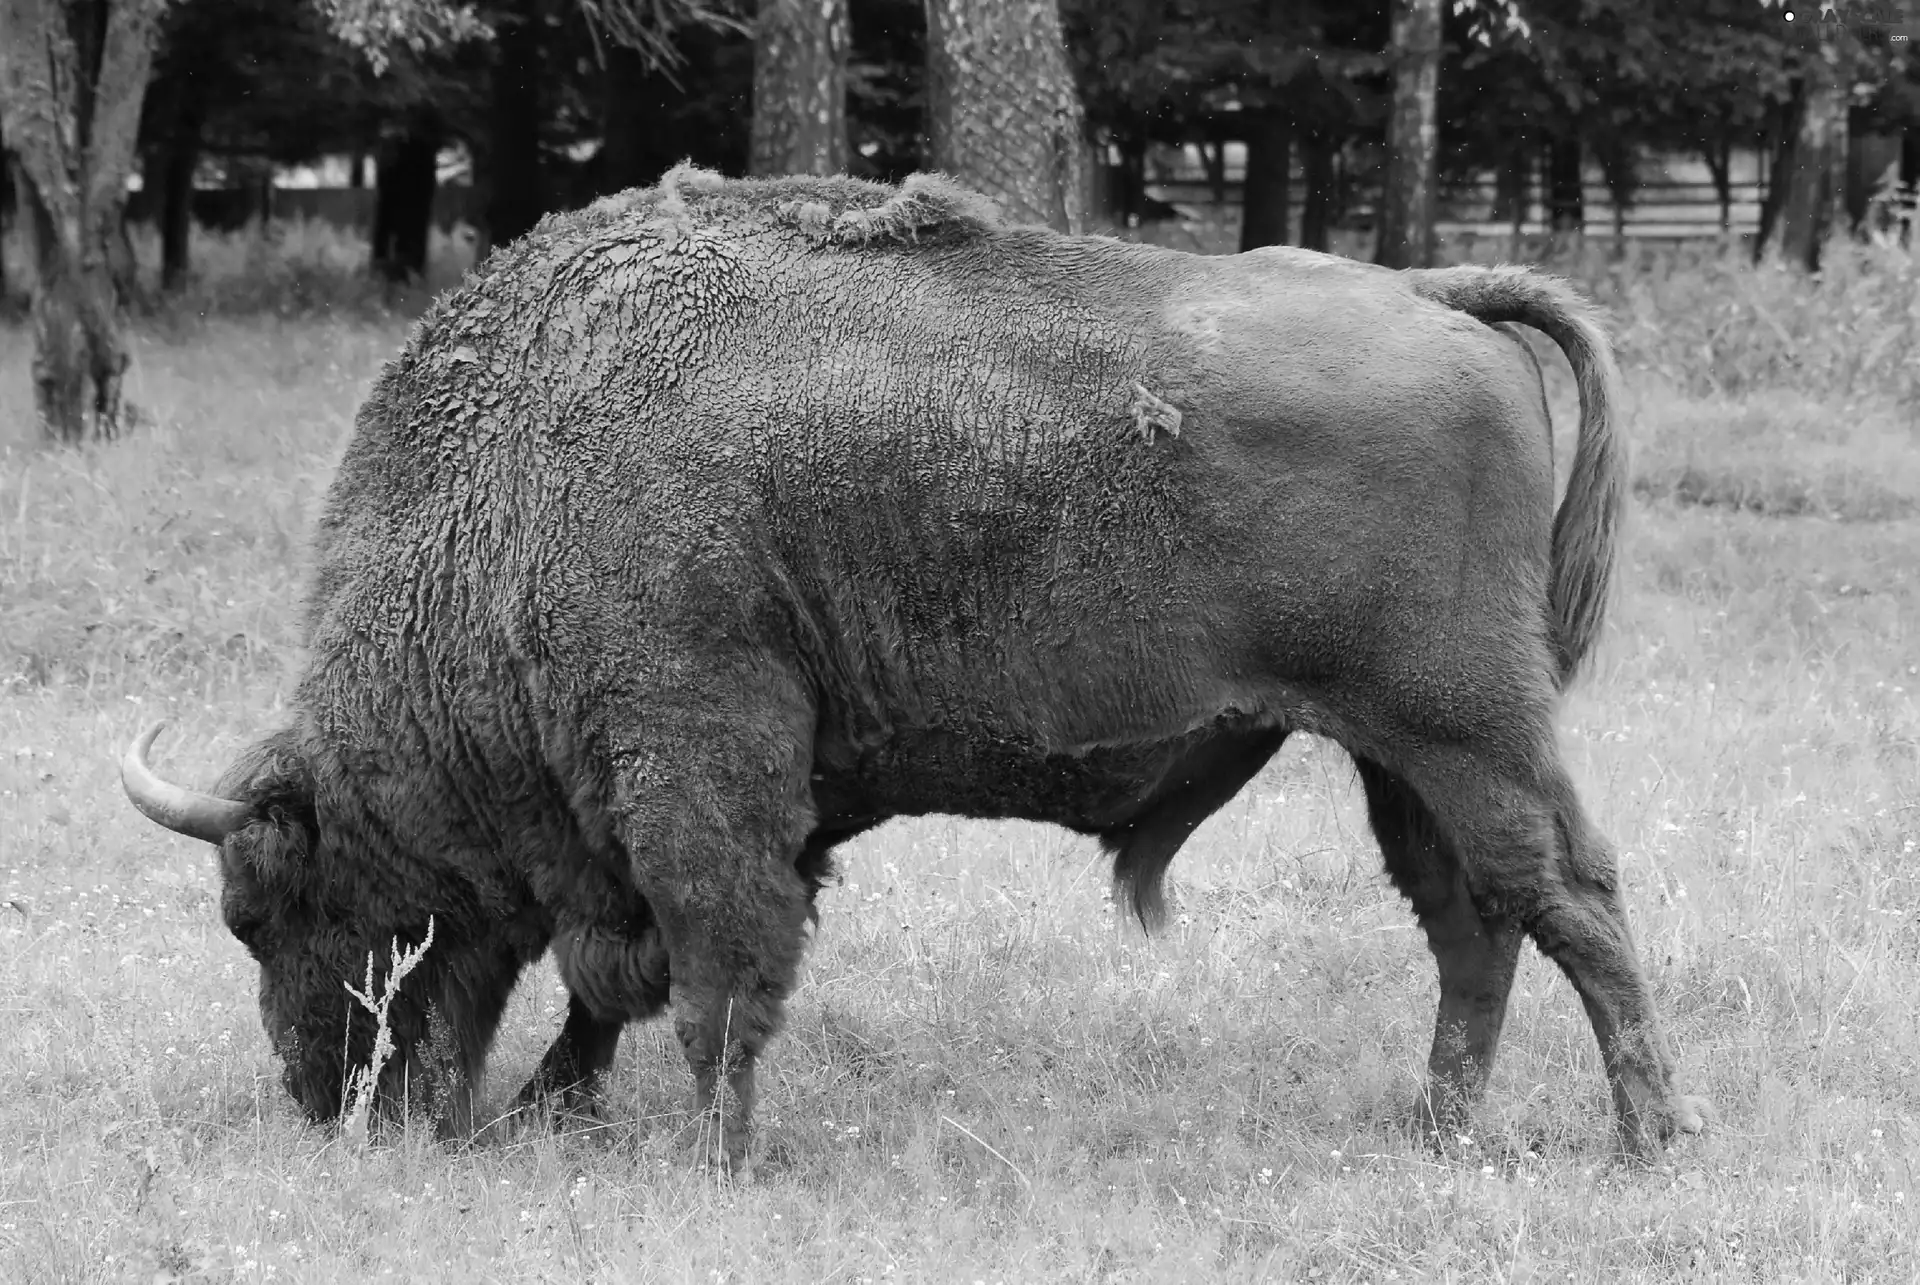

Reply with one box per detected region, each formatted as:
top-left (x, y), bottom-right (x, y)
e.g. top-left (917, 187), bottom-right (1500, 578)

top-left (0, 0), bottom-right (160, 441)
top-left (1761, 46), bottom-right (1846, 271)
top-left (1374, 0), bottom-right (1440, 269)
top-left (924, 0), bottom-right (1086, 232)
top-left (372, 122), bottom-right (440, 283)
top-left (1298, 129), bottom-right (1334, 252)
top-left (485, 0), bottom-right (546, 250)
top-left (1238, 111), bottom-right (1290, 251)
top-left (751, 0), bottom-right (849, 176)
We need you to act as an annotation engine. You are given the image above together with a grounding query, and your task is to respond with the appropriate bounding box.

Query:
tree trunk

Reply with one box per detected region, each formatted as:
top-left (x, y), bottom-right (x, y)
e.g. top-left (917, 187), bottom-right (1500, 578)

top-left (1374, 0), bottom-right (1440, 269)
top-left (600, 45), bottom-right (667, 193)
top-left (1203, 137), bottom-right (1226, 208)
top-left (751, 0), bottom-right (849, 176)
top-left (1298, 129), bottom-right (1334, 252)
top-left (1, 125), bottom-right (11, 300)
top-left (1546, 134), bottom-right (1583, 245)
top-left (1594, 138), bottom-right (1634, 249)
top-left (157, 101), bottom-right (200, 291)
top-left (485, 0), bottom-right (546, 250)
top-left (1702, 134), bottom-right (1732, 233)
top-left (372, 121), bottom-right (439, 283)
top-left (0, 0), bottom-right (160, 441)
top-left (1762, 45), bottom-right (1846, 272)
top-left (1903, 128), bottom-right (1920, 247)
top-left (1113, 132), bottom-right (1148, 225)
top-left (1493, 139), bottom-right (1529, 229)
top-left (924, 0), bottom-right (1086, 232)
top-left (1238, 111), bottom-right (1290, 251)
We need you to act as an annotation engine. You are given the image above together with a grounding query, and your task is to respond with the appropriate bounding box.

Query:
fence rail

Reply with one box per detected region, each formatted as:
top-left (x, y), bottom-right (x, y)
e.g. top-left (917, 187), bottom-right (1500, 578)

top-left (1143, 177), bottom-right (1772, 237)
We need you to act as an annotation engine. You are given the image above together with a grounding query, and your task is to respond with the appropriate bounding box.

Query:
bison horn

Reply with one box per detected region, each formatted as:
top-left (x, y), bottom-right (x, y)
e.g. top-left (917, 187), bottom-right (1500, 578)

top-left (122, 722), bottom-right (250, 845)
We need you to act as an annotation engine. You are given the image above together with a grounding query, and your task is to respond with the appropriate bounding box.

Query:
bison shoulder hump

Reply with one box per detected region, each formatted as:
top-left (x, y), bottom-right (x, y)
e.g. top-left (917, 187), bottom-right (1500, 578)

top-left (635, 166), bottom-right (1006, 251)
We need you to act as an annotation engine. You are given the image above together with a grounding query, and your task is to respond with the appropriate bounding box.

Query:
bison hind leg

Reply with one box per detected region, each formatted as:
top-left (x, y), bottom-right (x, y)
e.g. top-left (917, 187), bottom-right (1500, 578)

top-left (1102, 728), bottom-right (1288, 930)
top-left (1355, 756), bottom-right (1524, 1139)
top-left (1378, 742), bottom-right (1706, 1158)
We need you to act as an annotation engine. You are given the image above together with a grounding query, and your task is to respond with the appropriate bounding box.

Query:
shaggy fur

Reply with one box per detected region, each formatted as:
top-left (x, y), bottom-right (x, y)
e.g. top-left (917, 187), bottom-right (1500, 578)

top-left (134, 169), bottom-right (1704, 1164)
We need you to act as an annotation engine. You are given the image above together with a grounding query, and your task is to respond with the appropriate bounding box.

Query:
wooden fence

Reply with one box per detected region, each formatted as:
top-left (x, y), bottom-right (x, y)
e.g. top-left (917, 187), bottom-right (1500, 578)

top-left (121, 133), bottom-right (1912, 244)
top-left (123, 184), bottom-right (478, 234)
top-left (1137, 133), bottom-right (1910, 240)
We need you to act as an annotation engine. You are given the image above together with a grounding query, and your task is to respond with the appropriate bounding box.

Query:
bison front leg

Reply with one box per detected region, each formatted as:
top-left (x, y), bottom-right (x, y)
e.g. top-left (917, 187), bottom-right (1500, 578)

top-left (513, 996), bottom-right (627, 1118)
top-left (608, 660), bottom-right (819, 1174)
top-left (514, 921), bottom-right (674, 1119)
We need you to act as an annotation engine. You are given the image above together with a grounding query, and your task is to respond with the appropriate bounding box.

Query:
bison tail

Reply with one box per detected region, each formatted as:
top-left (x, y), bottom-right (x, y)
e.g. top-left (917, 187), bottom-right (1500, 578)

top-left (1108, 833), bottom-right (1173, 934)
top-left (1407, 265), bottom-right (1627, 690)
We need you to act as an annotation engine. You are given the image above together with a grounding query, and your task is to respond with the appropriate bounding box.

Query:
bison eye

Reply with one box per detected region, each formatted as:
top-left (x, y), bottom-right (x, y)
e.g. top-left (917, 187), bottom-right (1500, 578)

top-left (226, 911), bottom-right (268, 950)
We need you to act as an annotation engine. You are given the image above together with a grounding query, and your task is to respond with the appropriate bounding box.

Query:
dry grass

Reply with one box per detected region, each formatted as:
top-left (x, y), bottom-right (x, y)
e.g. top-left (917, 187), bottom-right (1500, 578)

top-left (1, 225), bottom-right (1917, 1282)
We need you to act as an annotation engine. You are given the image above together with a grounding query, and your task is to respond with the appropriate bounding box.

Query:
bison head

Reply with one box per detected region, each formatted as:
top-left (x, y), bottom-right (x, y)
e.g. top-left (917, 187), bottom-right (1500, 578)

top-left (123, 723), bottom-right (438, 1125)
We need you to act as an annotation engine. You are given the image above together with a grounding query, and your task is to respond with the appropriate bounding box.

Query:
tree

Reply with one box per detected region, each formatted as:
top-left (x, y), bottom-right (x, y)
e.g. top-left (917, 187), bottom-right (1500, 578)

top-left (925, 0), bottom-right (1086, 231)
top-left (595, 26), bottom-right (753, 194)
top-left (372, 109), bottom-right (443, 280)
top-left (846, 0), bottom-right (925, 181)
top-left (1767, 43), bottom-right (1846, 270)
top-left (482, 0), bottom-right (549, 248)
top-left (1239, 108), bottom-right (1289, 249)
top-left (0, 0), bottom-right (163, 441)
top-left (319, 0), bottom-right (740, 249)
top-left (1756, 27), bottom-right (1861, 271)
top-left (1373, 0), bottom-right (1439, 268)
top-left (751, 0), bottom-right (850, 175)
top-left (140, 76), bottom-right (202, 290)
top-left (1297, 123), bottom-right (1335, 249)
top-left (1, 120), bottom-right (12, 299)
top-left (1062, 0), bottom-right (1384, 245)
top-left (141, 0), bottom-right (385, 290)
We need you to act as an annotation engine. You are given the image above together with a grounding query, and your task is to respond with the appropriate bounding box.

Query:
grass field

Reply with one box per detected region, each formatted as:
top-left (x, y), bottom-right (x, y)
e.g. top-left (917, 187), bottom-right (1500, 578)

top-left (2, 222), bottom-right (1917, 1282)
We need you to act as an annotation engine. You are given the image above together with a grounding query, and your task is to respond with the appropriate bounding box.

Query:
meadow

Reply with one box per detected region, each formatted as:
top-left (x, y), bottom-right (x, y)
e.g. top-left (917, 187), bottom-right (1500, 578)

top-left (1, 217), bottom-right (1917, 1282)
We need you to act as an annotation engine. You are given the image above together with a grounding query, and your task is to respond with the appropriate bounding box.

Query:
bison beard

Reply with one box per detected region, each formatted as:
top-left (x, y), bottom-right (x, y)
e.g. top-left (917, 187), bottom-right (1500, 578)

top-left (124, 167), bottom-right (1707, 1167)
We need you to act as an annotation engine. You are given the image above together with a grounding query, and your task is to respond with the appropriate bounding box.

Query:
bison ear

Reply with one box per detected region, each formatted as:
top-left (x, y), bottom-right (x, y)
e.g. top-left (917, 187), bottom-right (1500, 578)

top-left (231, 810), bottom-right (314, 887)
top-left (217, 733), bottom-right (319, 888)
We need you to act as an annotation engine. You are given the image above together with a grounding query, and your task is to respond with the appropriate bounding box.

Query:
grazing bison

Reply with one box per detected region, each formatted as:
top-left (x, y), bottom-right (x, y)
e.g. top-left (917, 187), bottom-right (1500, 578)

top-left (124, 166), bottom-right (1706, 1166)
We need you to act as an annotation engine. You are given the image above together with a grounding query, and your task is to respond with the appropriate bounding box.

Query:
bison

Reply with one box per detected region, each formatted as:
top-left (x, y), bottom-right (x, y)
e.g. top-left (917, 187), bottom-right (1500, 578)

top-left (124, 166), bottom-right (1706, 1167)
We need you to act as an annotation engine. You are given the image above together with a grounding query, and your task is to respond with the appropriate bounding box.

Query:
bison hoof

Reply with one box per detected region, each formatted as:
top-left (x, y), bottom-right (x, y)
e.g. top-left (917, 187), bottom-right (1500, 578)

top-left (509, 1076), bottom-right (607, 1129)
top-left (672, 1115), bottom-right (752, 1180)
top-left (1673, 1094), bottom-right (1710, 1135)
top-left (1619, 1093), bottom-right (1712, 1162)
top-left (1408, 1087), bottom-right (1475, 1149)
